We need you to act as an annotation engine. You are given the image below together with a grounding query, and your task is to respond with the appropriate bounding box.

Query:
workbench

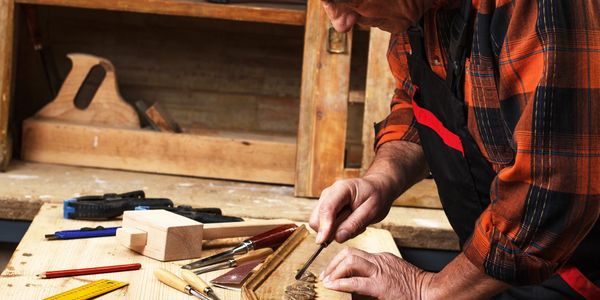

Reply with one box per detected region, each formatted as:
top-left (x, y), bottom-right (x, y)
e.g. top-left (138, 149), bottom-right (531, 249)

top-left (0, 161), bottom-right (459, 251)
top-left (0, 203), bottom-right (400, 299)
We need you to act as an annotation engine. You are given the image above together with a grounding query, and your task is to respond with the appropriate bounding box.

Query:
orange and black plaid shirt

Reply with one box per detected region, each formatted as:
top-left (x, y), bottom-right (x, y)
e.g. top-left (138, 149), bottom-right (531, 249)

top-left (375, 0), bottom-right (600, 284)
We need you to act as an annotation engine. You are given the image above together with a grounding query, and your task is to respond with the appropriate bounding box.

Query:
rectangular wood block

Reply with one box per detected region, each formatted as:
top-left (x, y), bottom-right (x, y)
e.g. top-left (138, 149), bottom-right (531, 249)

top-left (120, 209), bottom-right (204, 261)
top-left (21, 118), bottom-right (297, 184)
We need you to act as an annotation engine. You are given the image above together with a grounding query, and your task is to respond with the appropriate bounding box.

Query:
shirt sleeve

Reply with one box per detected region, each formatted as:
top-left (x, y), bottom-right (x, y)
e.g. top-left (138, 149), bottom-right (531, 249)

top-left (462, 2), bottom-right (600, 285)
top-left (373, 32), bottom-right (421, 150)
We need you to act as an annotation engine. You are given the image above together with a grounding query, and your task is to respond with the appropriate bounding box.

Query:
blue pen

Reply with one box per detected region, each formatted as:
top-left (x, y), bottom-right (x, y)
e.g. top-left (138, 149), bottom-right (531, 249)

top-left (45, 226), bottom-right (120, 240)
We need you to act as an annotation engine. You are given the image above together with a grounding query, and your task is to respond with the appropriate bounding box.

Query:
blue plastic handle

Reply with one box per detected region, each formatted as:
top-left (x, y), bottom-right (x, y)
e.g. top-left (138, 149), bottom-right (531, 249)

top-left (54, 227), bottom-right (120, 239)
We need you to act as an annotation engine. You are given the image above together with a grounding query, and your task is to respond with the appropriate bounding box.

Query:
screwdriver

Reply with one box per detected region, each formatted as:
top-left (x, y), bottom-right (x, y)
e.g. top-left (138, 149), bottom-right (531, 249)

top-left (295, 208), bottom-right (352, 280)
top-left (182, 224), bottom-right (297, 270)
top-left (193, 248), bottom-right (274, 274)
top-left (154, 268), bottom-right (210, 300)
top-left (181, 269), bottom-right (221, 300)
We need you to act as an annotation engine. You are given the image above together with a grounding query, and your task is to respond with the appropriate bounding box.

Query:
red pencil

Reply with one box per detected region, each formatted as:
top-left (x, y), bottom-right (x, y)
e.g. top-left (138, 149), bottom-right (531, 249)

top-left (37, 263), bottom-right (141, 279)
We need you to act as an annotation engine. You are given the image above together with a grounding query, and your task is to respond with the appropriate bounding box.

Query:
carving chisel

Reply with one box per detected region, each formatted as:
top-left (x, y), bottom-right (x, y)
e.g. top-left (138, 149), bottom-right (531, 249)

top-left (154, 268), bottom-right (211, 300)
top-left (295, 208), bottom-right (352, 280)
top-left (193, 248), bottom-right (274, 274)
top-left (181, 270), bottom-right (221, 300)
top-left (182, 224), bottom-right (297, 270)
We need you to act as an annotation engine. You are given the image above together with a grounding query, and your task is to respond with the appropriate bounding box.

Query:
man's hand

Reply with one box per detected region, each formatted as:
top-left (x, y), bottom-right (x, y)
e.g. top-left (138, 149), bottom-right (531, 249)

top-left (320, 247), bottom-right (433, 300)
top-left (309, 175), bottom-right (395, 244)
top-left (309, 141), bottom-right (428, 244)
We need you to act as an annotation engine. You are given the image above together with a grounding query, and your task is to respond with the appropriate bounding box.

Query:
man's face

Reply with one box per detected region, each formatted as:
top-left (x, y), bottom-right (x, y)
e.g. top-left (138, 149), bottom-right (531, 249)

top-left (322, 0), bottom-right (434, 33)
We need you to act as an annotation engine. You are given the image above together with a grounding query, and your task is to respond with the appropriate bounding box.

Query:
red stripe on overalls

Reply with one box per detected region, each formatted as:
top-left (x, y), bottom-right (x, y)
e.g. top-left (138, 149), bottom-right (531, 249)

top-left (411, 100), bottom-right (465, 156)
top-left (558, 266), bottom-right (600, 299)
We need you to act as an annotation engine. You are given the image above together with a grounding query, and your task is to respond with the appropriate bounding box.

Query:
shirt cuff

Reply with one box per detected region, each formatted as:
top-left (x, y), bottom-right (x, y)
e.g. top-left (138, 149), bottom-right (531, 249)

top-left (463, 210), bottom-right (560, 285)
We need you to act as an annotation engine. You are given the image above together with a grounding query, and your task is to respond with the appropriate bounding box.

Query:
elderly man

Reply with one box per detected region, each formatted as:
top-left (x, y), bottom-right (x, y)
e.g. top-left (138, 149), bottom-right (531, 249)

top-left (309, 0), bottom-right (599, 299)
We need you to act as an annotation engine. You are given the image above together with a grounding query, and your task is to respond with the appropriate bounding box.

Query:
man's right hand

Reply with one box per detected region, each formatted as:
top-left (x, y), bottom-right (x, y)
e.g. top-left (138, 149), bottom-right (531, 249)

top-left (309, 174), bottom-right (395, 244)
top-left (309, 141), bottom-right (429, 244)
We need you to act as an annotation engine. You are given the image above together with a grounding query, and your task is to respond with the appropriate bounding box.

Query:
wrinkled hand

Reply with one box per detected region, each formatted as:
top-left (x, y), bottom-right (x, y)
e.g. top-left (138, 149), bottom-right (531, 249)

top-left (309, 175), bottom-right (395, 244)
top-left (320, 247), bottom-right (434, 300)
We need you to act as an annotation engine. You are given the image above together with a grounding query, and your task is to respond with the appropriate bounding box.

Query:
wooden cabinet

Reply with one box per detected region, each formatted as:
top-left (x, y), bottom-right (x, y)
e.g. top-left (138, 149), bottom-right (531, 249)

top-left (0, 0), bottom-right (397, 198)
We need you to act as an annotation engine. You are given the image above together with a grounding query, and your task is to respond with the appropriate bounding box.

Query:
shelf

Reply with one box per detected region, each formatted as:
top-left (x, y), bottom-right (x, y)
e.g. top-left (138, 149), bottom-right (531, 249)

top-left (16, 0), bottom-right (307, 26)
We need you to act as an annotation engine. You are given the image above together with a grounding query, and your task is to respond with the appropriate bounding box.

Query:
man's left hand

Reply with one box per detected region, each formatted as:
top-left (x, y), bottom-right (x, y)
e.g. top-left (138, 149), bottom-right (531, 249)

top-left (320, 247), bottom-right (434, 300)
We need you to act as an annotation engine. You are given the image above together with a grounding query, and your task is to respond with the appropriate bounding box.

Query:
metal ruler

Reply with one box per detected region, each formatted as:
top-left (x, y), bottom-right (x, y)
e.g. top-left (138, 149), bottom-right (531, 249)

top-left (43, 279), bottom-right (128, 300)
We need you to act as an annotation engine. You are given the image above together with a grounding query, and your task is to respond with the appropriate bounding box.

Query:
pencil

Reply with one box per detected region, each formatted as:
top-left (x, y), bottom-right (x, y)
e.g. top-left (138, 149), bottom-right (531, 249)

top-left (37, 263), bottom-right (141, 279)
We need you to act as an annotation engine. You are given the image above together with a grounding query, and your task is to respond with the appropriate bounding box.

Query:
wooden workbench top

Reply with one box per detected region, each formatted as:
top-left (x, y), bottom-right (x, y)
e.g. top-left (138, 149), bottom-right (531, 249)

top-left (0, 161), bottom-right (458, 250)
top-left (0, 203), bottom-right (400, 299)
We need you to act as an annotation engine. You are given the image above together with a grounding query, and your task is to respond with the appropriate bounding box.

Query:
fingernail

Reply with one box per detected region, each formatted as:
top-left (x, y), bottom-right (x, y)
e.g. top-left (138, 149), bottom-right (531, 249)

top-left (316, 231), bottom-right (323, 244)
top-left (337, 229), bottom-right (350, 242)
top-left (319, 271), bottom-right (325, 280)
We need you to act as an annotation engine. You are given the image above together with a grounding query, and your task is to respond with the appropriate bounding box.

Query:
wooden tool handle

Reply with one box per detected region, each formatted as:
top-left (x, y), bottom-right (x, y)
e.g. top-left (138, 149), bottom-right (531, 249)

top-left (235, 248), bottom-right (274, 265)
top-left (249, 224), bottom-right (297, 250)
top-left (180, 269), bottom-right (210, 292)
top-left (154, 268), bottom-right (188, 293)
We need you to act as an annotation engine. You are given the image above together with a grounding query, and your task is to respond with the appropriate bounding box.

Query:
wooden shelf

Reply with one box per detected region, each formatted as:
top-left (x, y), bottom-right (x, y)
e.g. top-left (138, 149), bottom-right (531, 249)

top-left (16, 0), bottom-right (307, 26)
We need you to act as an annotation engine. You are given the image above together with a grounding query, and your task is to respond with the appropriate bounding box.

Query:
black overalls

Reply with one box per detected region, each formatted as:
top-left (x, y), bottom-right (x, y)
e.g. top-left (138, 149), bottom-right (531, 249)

top-left (405, 1), bottom-right (598, 298)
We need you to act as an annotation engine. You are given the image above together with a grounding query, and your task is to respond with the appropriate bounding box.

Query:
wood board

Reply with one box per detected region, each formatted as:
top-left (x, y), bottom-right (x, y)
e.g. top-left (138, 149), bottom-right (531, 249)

top-left (0, 203), bottom-right (402, 299)
top-left (21, 118), bottom-right (297, 184)
top-left (243, 225), bottom-right (380, 299)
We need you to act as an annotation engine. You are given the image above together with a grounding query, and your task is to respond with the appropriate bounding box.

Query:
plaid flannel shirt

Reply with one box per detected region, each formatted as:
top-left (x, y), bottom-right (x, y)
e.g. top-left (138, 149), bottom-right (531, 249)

top-left (375, 0), bottom-right (600, 284)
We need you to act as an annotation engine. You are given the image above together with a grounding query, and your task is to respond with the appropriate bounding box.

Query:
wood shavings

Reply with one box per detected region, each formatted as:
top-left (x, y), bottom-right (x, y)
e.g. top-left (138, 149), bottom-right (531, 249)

top-left (284, 271), bottom-right (317, 299)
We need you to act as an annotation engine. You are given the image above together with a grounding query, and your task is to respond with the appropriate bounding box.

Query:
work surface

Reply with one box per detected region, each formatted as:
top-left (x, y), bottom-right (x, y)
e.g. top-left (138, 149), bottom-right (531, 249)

top-left (0, 161), bottom-right (458, 250)
top-left (1, 204), bottom-right (400, 299)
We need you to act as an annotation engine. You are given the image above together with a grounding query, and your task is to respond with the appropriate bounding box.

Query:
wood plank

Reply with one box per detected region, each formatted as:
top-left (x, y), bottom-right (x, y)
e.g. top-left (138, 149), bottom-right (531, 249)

top-left (21, 118), bottom-right (297, 184)
top-left (0, 0), bottom-right (15, 170)
top-left (361, 28), bottom-right (395, 175)
top-left (15, 0), bottom-right (306, 26)
top-left (0, 161), bottom-right (459, 250)
top-left (295, 0), bottom-right (352, 197)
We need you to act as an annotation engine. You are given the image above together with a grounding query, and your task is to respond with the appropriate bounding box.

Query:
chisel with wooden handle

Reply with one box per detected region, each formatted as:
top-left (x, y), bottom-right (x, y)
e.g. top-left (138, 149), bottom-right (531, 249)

top-left (154, 268), bottom-right (210, 300)
top-left (181, 224), bottom-right (297, 270)
top-left (193, 248), bottom-right (274, 274)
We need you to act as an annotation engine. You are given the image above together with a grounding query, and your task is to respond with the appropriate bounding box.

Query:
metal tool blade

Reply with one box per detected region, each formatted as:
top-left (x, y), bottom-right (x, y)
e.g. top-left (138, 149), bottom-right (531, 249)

top-left (183, 250), bottom-right (235, 270)
top-left (295, 243), bottom-right (327, 280)
top-left (193, 260), bottom-right (233, 275)
top-left (189, 287), bottom-right (211, 300)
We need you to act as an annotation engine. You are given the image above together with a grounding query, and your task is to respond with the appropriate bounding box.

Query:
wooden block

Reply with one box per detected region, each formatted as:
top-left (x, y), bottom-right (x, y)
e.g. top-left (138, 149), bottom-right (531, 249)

top-left (21, 118), bottom-right (297, 184)
top-left (117, 209), bottom-right (204, 261)
top-left (117, 209), bottom-right (295, 261)
top-left (115, 227), bottom-right (147, 248)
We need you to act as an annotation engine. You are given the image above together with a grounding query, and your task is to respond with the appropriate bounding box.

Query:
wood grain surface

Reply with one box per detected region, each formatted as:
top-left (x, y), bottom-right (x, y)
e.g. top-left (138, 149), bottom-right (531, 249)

top-left (0, 0), bottom-right (15, 170)
top-left (21, 119), bottom-right (297, 184)
top-left (15, 0), bottom-right (307, 26)
top-left (295, 0), bottom-right (352, 197)
top-left (0, 161), bottom-right (459, 250)
top-left (0, 204), bottom-right (401, 299)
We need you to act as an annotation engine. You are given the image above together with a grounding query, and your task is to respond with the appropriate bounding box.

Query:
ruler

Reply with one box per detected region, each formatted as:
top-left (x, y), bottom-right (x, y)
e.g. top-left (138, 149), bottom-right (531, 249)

top-left (43, 279), bottom-right (128, 300)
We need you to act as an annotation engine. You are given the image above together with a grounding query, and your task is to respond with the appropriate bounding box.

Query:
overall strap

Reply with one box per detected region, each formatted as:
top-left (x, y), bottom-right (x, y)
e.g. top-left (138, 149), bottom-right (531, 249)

top-left (446, 0), bottom-right (473, 100)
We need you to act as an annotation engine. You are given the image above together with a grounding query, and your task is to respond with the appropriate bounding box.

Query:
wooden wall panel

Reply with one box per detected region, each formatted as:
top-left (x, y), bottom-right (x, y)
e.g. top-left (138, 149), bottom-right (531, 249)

top-left (295, 0), bottom-right (352, 197)
top-left (0, 0), bottom-right (15, 170)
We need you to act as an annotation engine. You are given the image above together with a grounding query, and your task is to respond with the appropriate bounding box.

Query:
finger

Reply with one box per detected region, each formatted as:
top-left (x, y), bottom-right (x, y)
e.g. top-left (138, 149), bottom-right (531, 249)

top-left (334, 200), bottom-right (377, 243)
top-left (316, 184), bottom-right (352, 244)
top-left (324, 254), bottom-right (377, 281)
top-left (323, 277), bottom-right (380, 298)
top-left (308, 196), bottom-right (322, 233)
top-left (321, 247), bottom-right (371, 280)
top-left (322, 2), bottom-right (358, 32)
